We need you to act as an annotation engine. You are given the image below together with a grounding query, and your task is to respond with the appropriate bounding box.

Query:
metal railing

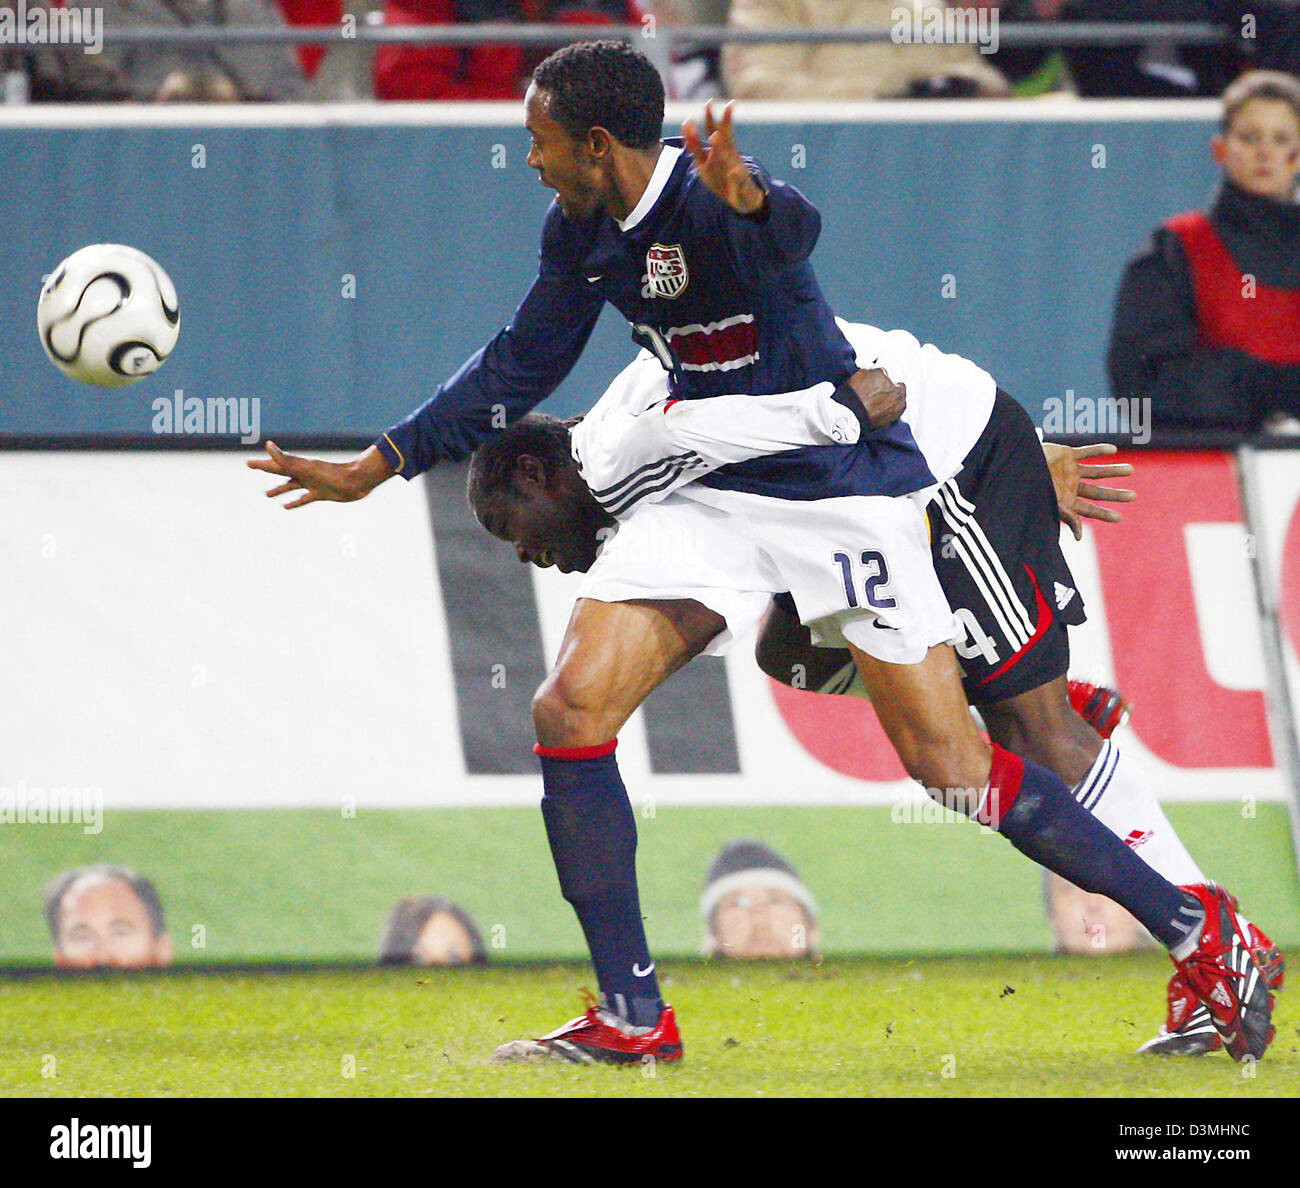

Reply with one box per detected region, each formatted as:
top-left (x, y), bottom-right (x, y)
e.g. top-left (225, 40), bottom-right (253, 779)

top-left (2, 19), bottom-right (1240, 103)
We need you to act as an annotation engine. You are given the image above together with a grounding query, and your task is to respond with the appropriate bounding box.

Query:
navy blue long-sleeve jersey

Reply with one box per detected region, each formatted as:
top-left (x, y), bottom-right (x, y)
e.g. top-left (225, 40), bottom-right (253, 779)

top-left (375, 142), bottom-right (935, 501)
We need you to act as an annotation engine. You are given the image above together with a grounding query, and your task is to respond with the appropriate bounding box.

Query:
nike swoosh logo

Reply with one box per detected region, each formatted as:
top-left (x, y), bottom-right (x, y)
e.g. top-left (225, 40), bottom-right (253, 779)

top-left (633, 962), bottom-right (655, 977)
top-left (587, 275), bottom-right (604, 283)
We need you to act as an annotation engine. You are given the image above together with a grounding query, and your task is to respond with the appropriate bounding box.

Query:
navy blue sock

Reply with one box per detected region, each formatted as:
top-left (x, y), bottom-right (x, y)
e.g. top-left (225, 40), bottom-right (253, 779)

top-left (981, 745), bottom-right (1203, 951)
top-left (536, 741), bottom-right (665, 1028)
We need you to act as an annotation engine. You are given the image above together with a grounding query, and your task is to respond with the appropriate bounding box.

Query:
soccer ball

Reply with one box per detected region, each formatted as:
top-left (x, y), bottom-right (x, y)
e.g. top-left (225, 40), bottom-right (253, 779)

top-left (37, 243), bottom-right (180, 388)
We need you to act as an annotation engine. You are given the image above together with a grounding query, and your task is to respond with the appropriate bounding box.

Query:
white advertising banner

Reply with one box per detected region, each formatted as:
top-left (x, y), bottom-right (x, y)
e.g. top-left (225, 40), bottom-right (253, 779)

top-left (1, 450), bottom-right (1290, 811)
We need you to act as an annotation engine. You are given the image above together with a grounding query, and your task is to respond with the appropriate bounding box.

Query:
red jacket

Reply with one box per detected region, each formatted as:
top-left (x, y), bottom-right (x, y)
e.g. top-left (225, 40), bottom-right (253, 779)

top-left (375, 0), bottom-right (641, 101)
top-left (277, 0), bottom-right (345, 80)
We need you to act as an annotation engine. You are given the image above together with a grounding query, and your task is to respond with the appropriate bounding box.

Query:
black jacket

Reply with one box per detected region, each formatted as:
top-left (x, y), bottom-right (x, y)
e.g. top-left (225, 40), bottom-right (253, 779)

top-left (1107, 180), bottom-right (1300, 431)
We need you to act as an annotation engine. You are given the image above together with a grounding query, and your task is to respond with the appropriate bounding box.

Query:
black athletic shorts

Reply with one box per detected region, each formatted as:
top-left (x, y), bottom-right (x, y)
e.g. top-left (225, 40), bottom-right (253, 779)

top-left (928, 388), bottom-right (1086, 704)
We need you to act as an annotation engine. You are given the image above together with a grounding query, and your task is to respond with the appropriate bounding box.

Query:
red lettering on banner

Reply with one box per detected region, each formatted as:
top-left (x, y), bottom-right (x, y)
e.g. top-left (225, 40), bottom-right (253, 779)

top-left (1092, 451), bottom-right (1271, 769)
top-left (767, 677), bottom-right (907, 781)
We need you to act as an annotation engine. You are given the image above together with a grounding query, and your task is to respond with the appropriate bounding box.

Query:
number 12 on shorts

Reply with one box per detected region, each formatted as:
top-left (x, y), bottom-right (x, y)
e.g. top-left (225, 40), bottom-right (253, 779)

top-left (833, 550), bottom-right (897, 611)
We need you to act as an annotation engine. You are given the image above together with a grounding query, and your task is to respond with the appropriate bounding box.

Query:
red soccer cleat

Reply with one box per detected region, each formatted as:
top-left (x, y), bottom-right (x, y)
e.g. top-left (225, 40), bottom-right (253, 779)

top-left (1068, 679), bottom-right (1130, 739)
top-left (1167, 884), bottom-right (1277, 1061)
top-left (493, 1002), bottom-right (683, 1066)
top-left (1141, 901), bottom-right (1284, 1056)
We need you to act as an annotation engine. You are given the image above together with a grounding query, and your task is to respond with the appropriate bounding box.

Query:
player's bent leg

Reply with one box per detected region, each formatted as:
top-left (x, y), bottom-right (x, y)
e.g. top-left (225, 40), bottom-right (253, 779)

top-left (979, 679), bottom-right (1279, 1059)
top-left (982, 676), bottom-right (1211, 890)
top-left (498, 596), bottom-right (723, 1065)
top-left (533, 596), bottom-right (724, 747)
top-left (755, 593), bottom-right (859, 695)
top-left (846, 643), bottom-right (1275, 1059)
top-left (978, 675), bottom-right (1100, 789)
top-left (846, 642), bottom-right (990, 808)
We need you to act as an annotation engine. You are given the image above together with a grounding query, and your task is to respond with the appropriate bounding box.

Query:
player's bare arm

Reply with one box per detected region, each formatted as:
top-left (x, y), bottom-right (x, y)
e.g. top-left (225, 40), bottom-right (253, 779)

top-left (1042, 441), bottom-right (1136, 540)
top-left (248, 441), bottom-right (396, 509)
top-left (681, 101), bottom-right (768, 216)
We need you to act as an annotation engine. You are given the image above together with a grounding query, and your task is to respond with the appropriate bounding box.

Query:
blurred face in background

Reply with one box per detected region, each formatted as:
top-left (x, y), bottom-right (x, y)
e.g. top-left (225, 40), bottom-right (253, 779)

top-left (1214, 97), bottom-right (1300, 202)
top-left (411, 909), bottom-right (478, 966)
top-left (1047, 874), bottom-right (1148, 955)
top-left (55, 875), bottom-right (173, 969)
top-left (709, 885), bottom-right (818, 959)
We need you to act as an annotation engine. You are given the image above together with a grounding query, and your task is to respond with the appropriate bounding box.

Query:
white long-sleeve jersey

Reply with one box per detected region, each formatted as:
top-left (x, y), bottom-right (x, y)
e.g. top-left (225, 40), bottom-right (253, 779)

top-left (570, 319), bottom-right (998, 519)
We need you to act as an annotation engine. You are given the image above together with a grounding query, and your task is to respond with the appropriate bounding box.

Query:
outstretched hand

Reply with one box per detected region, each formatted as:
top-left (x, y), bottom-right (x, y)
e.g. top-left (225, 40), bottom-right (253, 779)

top-left (681, 101), bottom-right (767, 216)
top-left (1042, 441), bottom-right (1136, 541)
top-left (247, 441), bottom-right (395, 509)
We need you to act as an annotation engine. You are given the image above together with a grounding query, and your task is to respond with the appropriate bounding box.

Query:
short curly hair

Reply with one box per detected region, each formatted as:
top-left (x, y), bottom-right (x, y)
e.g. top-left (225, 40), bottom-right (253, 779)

top-left (532, 40), bottom-right (664, 150)
top-left (466, 413), bottom-right (578, 511)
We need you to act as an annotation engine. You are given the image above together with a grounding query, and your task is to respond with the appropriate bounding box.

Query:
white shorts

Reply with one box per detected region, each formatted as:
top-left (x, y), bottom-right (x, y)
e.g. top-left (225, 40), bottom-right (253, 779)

top-left (575, 486), bottom-right (961, 664)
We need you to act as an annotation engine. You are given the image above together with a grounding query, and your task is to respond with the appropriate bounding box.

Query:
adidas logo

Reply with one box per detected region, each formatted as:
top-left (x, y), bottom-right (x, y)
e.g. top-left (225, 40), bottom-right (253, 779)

top-left (1210, 984), bottom-right (1235, 1009)
top-left (1124, 829), bottom-right (1153, 850)
top-left (1055, 582), bottom-right (1077, 610)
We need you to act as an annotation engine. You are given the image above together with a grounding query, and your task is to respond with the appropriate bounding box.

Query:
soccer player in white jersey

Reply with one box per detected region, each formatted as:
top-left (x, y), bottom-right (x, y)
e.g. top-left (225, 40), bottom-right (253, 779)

top-left (468, 324), bottom-right (1282, 1060)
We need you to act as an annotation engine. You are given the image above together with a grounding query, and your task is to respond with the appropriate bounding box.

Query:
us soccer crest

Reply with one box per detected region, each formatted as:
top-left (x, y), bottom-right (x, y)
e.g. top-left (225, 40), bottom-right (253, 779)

top-left (644, 243), bottom-right (689, 300)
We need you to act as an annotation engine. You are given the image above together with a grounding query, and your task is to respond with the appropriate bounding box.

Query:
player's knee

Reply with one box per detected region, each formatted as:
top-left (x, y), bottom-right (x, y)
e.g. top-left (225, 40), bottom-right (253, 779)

top-left (531, 676), bottom-right (610, 749)
top-left (904, 742), bottom-right (990, 813)
top-left (531, 679), bottom-right (576, 746)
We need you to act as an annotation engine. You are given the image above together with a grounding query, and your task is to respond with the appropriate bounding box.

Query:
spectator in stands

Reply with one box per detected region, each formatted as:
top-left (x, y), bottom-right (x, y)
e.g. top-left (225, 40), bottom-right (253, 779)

top-left (276, 0), bottom-right (344, 84)
top-left (991, 1), bottom-right (1242, 99)
top-left (721, 0), bottom-right (1009, 100)
top-left (44, 864), bottom-right (174, 969)
top-left (701, 839), bottom-right (820, 959)
top-left (1108, 71), bottom-right (1300, 434)
top-left (1044, 871), bottom-right (1154, 954)
top-left (378, 895), bottom-right (489, 965)
top-left (154, 65), bottom-right (241, 102)
top-left (374, 0), bottom-right (642, 101)
top-left (642, 0), bottom-right (727, 99)
top-left (1249, 1), bottom-right (1300, 78)
top-left (25, 0), bottom-right (306, 102)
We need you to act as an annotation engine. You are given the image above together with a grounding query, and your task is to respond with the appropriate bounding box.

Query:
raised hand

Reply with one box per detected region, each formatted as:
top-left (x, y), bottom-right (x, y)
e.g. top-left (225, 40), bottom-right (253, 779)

top-left (247, 441), bottom-right (395, 509)
top-left (681, 101), bottom-right (767, 216)
top-left (1042, 441), bottom-right (1136, 541)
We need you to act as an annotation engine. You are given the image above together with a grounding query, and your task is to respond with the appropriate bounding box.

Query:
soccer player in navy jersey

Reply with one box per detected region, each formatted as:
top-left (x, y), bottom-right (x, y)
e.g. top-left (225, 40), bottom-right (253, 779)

top-left (251, 40), bottom-right (1274, 1065)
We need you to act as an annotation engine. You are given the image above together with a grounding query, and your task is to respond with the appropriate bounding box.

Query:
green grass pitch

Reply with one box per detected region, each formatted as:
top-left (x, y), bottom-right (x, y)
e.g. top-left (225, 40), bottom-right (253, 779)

top-left (2, 954), bottom-right (1294, 1098)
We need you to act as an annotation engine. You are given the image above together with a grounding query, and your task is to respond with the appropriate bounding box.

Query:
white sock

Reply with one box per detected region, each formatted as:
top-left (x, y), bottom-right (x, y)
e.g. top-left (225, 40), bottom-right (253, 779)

top-left (1073, 740), bottom-right (1207, 888)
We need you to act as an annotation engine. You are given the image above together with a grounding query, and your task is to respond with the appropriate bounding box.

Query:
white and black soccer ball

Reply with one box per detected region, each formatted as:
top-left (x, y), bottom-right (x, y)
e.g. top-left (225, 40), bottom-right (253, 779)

top-left (37, 243), bottom-right (180, 388)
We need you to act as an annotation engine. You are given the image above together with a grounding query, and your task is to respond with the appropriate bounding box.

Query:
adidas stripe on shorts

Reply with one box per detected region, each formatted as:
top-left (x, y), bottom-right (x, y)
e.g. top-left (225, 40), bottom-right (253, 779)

top-left (928, 388), bottom-right (1086, 704)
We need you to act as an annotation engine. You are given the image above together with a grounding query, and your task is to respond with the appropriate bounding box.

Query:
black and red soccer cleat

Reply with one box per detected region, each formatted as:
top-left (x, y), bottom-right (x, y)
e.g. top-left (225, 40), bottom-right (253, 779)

top-left (493, 1002), bottom-right (683, 1065)
top-left (1067, 679), bottom-right (1130, 740)
top-left (1141, 902), bottom-right (1284, 1056)
top-left (1166, 883), bottom-right (1277, 1061)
